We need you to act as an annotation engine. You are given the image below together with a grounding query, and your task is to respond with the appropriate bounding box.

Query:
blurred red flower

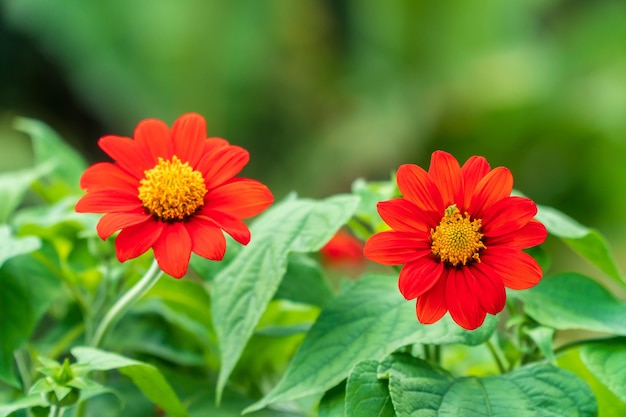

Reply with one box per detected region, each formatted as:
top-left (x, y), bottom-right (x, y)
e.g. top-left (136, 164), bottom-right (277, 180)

top-left (76, 113), bottom-right (273, 278)
top-left (320, 229), bottom-right (366, 276)
top-left (363, 151), bottom-right (547, 330)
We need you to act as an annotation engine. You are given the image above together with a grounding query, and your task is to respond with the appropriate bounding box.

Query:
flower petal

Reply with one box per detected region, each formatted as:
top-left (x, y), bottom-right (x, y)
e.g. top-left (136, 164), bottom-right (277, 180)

top-left (469, 263), bottom-right (506, 315)
top-left (197, 145), bottom-right (250, 190)
top-left (134, 118), bottom-right (173, 163)
top-left (377, 198), bottom-right (438, 234)
top-left (186, 217), bottom-right (227, 261)
top-left (75, 190), bottom-right (141, 213)
top-left (487, 220), bottom-right (547, 250)
top-left (79, 162), bottom-right (138, 193)
top-left (153, 222), bottom-right (193, 278)
top-left (428, 150), bottom-right (463, 207)
top-left (363, 231), bottom-right (431, 265)
top-left (398, 256), bottom-right (444, 300)
top-left (115, 219), bottom-right (164, 261)
top-left (461, 156), bottom-right (490, 210)
top-left (96, 211), bottom-right (151, 240)
top-left (195, 208), bottom-right (251, 245)
top-left (469, 167), bottom-right (513, 216)
top-left (171, 113), bottom-right (207, 167)
top-left (204, 178), bottom-right (274, 219)
top-left (481, 196), bottom-right (537, 237)
top-left (416, 272), bottom-right (448, 324)
top-left (446, 267), bottom-right (487, 330)
top-left (396, 164), bottom-right (444, 213)
top-left (481, 248), bottom-right (543, 290)
top-left (98, 135), bottom-right (153, 179)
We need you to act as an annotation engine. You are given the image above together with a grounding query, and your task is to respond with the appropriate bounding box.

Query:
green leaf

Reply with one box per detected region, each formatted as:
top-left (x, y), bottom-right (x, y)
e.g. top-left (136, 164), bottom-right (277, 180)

top-left (71, 346), bottom-right (189, 417)
top-left (524, 326), bottom-right (556, 365)
top-left (0, 394), bottom-right (47, 417)
top-left (0, 166), bottom-right (49, 223)
top-left (13, 117), bottom-right (86, 201)
top-left (379, 353), bottom-right (596, 417)
top-left (346, 360), bottom-right (395, 417)
top-left (580, 340), bottom-right (626, 404)
top-left (244, 274), bottom-right (495, 413)
top-left (0, 225), bottom-right (40, 268)
top-left (536, 205), bottom-right (623, 284)
top-left (0, 253), bottom-right (62, 387)
top-left (274, 253), bottom-right (334, 307)
top-left (318, 382), bottom-right (347, 417)
top-left (212, 194), bottom-right (360, 401)
top-left (515, 272), bottom-right (626, 334)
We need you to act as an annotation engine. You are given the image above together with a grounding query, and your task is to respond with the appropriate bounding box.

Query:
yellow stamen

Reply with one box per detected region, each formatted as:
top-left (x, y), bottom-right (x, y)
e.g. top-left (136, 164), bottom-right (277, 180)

top-left (431, 205), bottom-right (485, 266)
top-left (138, 156), bottom-right (207, 221)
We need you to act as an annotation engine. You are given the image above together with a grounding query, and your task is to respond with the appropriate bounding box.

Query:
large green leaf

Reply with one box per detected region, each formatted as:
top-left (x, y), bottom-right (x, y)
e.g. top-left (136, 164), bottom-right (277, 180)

top-left (0, 252), bottom-right (61, 387)
top-left (379, 353), bottom-right (596, 417)
top-left (536, 205), bottom-right (623, 285)
top-left (0, 166), bottom-right (49, 223)
top-left (212, 194), bottom-right (360, 401)
top-left (0, 394), bottom-right (47, 417)
top-left (245, 274), bottom-right (496, 413)
top-left (318, 382), bottom-right (347, 417)
top-left (580, 340), bottom-right (626, 404)
top-left (71, 347), bottom-right (189, 417)
top-left (515, 272), bottom-right (626, 334)
top-left (273, 253), bottom-right (334, 308)
top-left (346, 360), bottom-right (395, 417)
top-left (0, 225), bottom-right (40, 268)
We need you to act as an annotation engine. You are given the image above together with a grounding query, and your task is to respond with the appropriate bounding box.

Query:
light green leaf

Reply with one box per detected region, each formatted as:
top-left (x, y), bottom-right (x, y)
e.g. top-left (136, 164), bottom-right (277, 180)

top-left (0, 394), bottom-right (47, 417)
top-left (71, 347), bottom-right (189, 417)
top-left (245, 274), bottom-right (495, 413)
top-left (0, 225), bottom-right (40, 268)
top-left (524, 326), bottom-right (556, 365)
top-left (0, 166), bottom-right (49, 223)
top-left (379, 353), bottom-right (596, 417)
top-left (580, 340), bottom-right (626, 404)
top-left (346, 360), bottom-right (395, 417)
top-left (212, 194), bottom-right (360, 401)
top-left (274, 253), bottom-right (334, 307)
top-left (536, 205), bottom-right (622, 284)
top-left (515, 272), bottom-right (626, 334)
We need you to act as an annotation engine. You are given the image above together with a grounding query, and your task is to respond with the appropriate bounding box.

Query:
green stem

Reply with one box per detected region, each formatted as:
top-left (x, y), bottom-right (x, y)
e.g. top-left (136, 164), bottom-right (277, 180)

top-left (48, 405), bottom-right (63, 417)
top-left (485, 339), bottom-right (506, 374)
top-left (14, 349), bottom-right (31, 393)
top-left (90, 260), bottom-right (162, 347)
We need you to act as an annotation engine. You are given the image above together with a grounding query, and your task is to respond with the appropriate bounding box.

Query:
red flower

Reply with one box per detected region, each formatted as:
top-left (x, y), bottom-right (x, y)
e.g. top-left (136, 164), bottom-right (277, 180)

top-left (363, 151), bottom-right (547, 330)
top-left (320, 229), bottom-right (366, 277)
top-left (75, 113), bottom-right (274, 278)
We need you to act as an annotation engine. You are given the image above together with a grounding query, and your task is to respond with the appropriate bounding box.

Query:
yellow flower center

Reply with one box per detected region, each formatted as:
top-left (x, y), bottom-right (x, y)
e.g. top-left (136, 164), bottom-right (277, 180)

top-left (430, 205), bottom-right (485, 266)
top-left (138, 156), bottom-right (207, 221)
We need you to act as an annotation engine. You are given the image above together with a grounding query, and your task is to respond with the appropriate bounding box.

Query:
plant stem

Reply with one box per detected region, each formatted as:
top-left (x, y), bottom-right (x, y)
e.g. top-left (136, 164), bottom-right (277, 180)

top-left (48, 405), bottom-right (63, 417)
top-left (90, 260), bottom-right (162, 347)
top-left (486, 339), bottom-right (506, 374)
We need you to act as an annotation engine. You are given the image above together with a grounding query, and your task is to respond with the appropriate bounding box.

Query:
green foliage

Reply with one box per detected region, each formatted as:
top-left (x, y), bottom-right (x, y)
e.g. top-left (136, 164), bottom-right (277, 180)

top-left (345, 360), bottom-right (395, 417)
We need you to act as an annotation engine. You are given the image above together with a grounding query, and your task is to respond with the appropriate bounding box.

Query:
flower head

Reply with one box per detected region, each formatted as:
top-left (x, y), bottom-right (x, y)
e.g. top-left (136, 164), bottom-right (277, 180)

top-left (363, 151), bottom-right (547, 330)
top-left (76, 113), bottom-right (274, 278)
top-left (320, 229), bottom-right (366, 277)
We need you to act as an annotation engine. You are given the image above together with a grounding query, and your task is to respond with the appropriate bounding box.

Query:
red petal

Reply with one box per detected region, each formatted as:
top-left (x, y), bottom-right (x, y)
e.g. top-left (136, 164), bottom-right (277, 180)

top-left (96, 211), bottom-right (151, 240)
top-left (481, 248), bottom-right (543, 290)
top-left (469, 167), bottom-right (513, 217)
top-left (461, 156), bottom-right (490, 210)
top-left (487, 220), bottom-right (547, 250)
top-left (171, 113), bottom-right (206, 168)
top-left (204, 178), bottom-right (273, 219)
top-left (377, 199), bottom-right (438, 234)
top-left (428, 151), bottom-right (463, 207)
top-left (481, 196), bottom-right (537, 237)
top-left (197, 145), bottom-right (250, 190)
top-left (115, 219), bottom-right (164, 261)
top-left (75, 190), bottom-right (141, 213)
top-left (204, 137), bottom-right (230, 154)
top-left (363, 231), bottom-right (431, 265)
top-left (153, 222), bottom-right (193, 278)
top-left (79, 162), bottom-right (138, 193)
top-left (416, 272), bottom-right (448, 324)
top-left (446, 268), bottom-right (487, 330)
top-left (396, 164), bottom-right (444, 213)
top-left (469, 264), bottom-right (506, 315)
top-left (186, 217), bottom-right (227, 261)
top-left (98, 135), bottom-right (153, 179)
top-left (195, 208), bottom-right (251, 245)
top-left (398, 257), bottom-right (444, 300)
top-left (134, 118), bottom-right (173, 163)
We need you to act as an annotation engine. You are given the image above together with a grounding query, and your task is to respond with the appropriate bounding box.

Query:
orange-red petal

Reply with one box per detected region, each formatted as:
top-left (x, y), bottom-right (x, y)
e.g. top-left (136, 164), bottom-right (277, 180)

top-left (204, 178), bottom-right (274, 219)
top-left (481, 196), bottom-right (537, 237)
top-left (363, 231), bottom-right (432, 265)
top-left (469, 167), bottom-right (513, 217)
top-left (468, 263), bottom-right (506, 315)
top-left (461, 156), bottom-right (490, 210)
top-left (377, 199), bottom-right (437, 234)
top-left (396, 164), bottom-right (444, 213)
top-left (398, 257), bottom-right (444, 300)
top-left (197, 145), bottom-right (250, 190)
top-left (98, 135), bottom-right (153, 179)
top-left (428, 150), bottom-right (463, 207)
top-left (153, 222), bottom-right (192, 278)
top-left (487, 220), bottom-right (547, 250)
top-left (195, 208), bottom-right (251, 245)
top-left (416, 273), bottom-right (448, 324)
top-left (96, 211), bottom-right (151, 240)
top-left (79, 162), bottom-right (138, 193)
top-left (446, 268), bottom-right (487, 330)
top-left (115, 219), bottom-right (164, 262)
top-left (186, 218), bottom-right (227, 261)
top-left (171, 113), bottom-right (207, 168)
top-left (134, 118), bottom-right (173, 163)
top-left (75, 190), bottom-right (140, 213)
top-left (481, 248), bottom-right (543, 290)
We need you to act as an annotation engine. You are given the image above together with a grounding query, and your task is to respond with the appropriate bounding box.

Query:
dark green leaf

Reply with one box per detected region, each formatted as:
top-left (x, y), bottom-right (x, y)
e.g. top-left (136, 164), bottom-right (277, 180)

top-left (346, 360), bottom-right (395, 417)
top-left (318, 382), bottom-right (346, 417)
top-left (212, 194), bottom-right (360, 401)
top-left (245, 274), bottom-right (495, 412)
top-left (274, 253), bottom-right (334, 307)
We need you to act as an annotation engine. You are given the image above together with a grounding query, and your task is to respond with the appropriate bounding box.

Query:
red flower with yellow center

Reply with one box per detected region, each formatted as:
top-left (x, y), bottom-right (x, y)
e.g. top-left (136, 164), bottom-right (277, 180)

top-left (363, 151), bottom-right (547, 330)
top-left (75, 113), bottom-right (274, 278)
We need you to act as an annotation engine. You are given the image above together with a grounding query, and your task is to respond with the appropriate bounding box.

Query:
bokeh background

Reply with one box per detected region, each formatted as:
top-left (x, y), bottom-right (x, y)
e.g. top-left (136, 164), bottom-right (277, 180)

top-left (1, 0), bottom-right (625, 272)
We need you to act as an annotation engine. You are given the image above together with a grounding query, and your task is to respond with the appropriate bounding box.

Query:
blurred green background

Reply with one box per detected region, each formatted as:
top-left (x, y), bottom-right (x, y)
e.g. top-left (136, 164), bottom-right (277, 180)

top-left (1, 0), bottom-right (625, 270)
